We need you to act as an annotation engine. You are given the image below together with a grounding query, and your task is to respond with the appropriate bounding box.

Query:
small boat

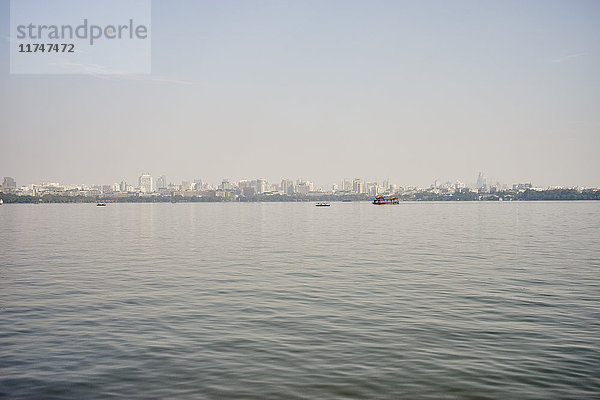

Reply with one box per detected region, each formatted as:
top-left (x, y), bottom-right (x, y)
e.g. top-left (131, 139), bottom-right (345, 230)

top-left (97, 203), bottom-right (107, 207)
top-left (372, 196), bottom-right (399, 205)
top-left (315, 202), bottom-right (330, 207)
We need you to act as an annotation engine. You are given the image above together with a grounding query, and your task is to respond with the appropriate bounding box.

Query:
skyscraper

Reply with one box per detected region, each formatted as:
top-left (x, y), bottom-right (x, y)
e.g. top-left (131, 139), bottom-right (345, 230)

top-left (476, 172), bottom-right (485, 190)
top-left (139, 172), bottom-right (153, 193)
top-left (256, 178), bottom-right (267, 194)
top-left (238, 180), bottom-right (254, 197)
top-left (353, 178), bottom-right (364, 194)
top-left (281, 178), bottom-right (294, 195)
top-left (295, 181), bottom-right (310, 195)
top-left (156, 175), bottom-right (167, 190)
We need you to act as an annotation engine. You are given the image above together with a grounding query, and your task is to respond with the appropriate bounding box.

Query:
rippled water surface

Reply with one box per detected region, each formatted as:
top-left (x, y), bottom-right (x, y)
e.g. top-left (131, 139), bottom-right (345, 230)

top-left (1, 201), bottom-right (599, 399)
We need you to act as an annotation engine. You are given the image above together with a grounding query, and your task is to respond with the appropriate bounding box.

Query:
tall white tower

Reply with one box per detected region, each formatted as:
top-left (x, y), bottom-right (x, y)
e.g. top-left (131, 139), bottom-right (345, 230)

top-left (139, 172), bottom-right (153, 193)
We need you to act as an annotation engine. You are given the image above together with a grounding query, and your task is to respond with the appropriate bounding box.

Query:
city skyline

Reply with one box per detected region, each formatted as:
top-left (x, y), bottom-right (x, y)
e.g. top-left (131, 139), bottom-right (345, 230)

top-left (2, 170), bottom-right (596, 196)
top-left (0, 172), bottom-right (565, 191)
top-left (1, 167), bottom-right (597, 194)
top-left (4, 170), bottom-right (599, 203)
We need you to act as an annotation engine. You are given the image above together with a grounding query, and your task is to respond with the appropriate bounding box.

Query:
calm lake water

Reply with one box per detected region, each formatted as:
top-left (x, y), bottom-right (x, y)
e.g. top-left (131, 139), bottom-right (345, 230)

top-left (1, 201), bottom-right (599, 399)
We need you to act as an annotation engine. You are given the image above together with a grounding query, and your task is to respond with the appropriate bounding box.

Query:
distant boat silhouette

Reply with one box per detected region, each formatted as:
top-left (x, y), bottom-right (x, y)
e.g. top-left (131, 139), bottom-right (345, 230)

top-left (315, 202), bottom-right (330, 207)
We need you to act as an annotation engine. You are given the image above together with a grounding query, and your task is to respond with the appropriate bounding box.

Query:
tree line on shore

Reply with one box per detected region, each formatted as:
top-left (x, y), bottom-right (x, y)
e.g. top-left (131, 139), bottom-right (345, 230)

top-left (1, 189), bottom-right (600, 204)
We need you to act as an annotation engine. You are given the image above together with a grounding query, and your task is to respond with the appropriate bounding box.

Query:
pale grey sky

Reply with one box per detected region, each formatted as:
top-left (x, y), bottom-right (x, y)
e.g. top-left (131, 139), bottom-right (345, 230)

top-left (1, 0), bottom-right (599, 188)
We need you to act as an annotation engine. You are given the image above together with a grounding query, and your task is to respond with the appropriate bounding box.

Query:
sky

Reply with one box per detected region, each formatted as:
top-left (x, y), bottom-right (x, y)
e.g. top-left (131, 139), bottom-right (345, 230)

top-left (1, 0), bottom-right (599, 189)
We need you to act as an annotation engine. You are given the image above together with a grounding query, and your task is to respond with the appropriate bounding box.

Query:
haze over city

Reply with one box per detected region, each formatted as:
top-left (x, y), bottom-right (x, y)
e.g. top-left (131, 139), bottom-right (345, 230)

top-left (1, 0), bottom-right (599, 188)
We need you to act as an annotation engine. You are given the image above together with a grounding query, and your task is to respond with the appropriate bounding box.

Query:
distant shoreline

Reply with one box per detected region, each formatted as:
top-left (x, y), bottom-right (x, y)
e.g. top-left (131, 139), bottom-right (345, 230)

top-left (1, 189), bottom-right (599, 204)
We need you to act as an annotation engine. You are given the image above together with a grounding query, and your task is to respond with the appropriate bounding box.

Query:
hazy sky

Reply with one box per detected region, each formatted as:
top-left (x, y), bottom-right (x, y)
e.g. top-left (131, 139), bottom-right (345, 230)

top-left (1, 0), bottom-right (599, 188)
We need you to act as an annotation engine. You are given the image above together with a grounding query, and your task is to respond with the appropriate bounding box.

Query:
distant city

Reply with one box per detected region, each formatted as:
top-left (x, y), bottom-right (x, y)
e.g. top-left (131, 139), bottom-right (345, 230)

top-left (1, 172), bottom-right (600, 203)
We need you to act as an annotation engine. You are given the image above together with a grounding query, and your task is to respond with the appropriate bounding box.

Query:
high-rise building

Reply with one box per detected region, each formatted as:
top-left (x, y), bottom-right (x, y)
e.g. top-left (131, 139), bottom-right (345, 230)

top-left (238, 180), bottom-right (254, 196)
top-left (352, 178), bottom-right (364, 194)
top-left (476, 172), bottom-right (485, 190)
top-left (221, 179), bottom-right (231, 190)
top-left (256, 178), bottom-right (267, 194)
top-left (139, 172), bottom-right (153, 193)
top-left (295, 181), bottom-right (311, 195)
top-left (156, 175), bottom-right (167, 190)
top-left (296, 179), bottom-right (313, 192)
top-left (120, 180), bottom-right (128, 192)
top-left (281, 178), bottom-right (294, 195)
top-left (366, 182), bottom-right (379, 196)
top-left (3, 177), bottom-right (16, 187)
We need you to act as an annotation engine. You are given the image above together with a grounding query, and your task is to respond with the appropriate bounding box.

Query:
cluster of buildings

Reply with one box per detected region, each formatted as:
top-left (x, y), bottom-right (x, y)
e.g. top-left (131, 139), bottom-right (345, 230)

top-left (0, 173), bottom-right (425, 199)
top-left (0, 172), bottom-right (589, 200)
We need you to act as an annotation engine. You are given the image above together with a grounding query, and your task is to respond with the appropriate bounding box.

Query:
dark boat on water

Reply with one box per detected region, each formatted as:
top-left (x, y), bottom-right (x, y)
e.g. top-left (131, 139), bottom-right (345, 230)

top-left (97, 203), bottom-right (107, 207)
top-left (372, 196), bottom-right (399, 205)
top-left (315, 202), bottom-right (330, 207)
